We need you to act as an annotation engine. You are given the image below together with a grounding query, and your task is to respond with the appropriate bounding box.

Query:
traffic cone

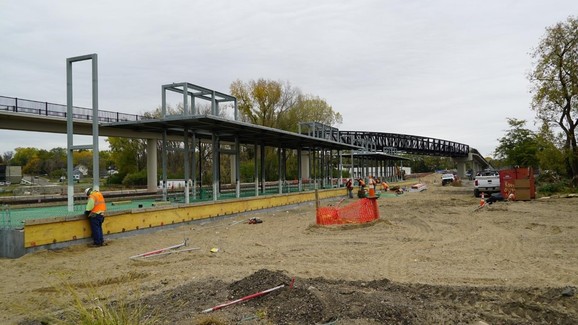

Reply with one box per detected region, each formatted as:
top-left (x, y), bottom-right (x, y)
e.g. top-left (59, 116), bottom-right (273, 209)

top-left (479, 192), bottom-right (485, 207)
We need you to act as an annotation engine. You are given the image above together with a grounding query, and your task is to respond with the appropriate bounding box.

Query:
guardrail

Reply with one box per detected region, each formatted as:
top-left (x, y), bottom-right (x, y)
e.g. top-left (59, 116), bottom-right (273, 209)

top-left (0, 95), bottom-right (147, 123)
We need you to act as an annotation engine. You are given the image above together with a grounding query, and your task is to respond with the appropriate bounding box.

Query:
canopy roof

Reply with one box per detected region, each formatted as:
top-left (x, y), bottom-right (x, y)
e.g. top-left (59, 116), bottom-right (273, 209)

top-left (105, 114), bottom-right (361, 151)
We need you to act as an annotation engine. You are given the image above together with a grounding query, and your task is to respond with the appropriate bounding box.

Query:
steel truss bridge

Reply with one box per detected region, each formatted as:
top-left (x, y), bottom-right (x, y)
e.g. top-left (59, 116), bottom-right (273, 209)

top-left (338, 131), bottom-right (469, 157)
top-left (298, 122), bottom-right (470, 158)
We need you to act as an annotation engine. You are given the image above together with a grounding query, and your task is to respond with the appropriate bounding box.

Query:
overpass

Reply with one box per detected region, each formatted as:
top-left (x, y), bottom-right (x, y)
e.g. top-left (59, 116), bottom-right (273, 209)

top-left (0, 95), bottom-right (492, 178)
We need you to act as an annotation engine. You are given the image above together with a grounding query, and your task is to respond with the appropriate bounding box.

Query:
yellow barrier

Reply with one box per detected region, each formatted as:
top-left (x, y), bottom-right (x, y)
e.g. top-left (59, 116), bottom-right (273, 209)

top-left (24, 188), bottom-right (345, 248)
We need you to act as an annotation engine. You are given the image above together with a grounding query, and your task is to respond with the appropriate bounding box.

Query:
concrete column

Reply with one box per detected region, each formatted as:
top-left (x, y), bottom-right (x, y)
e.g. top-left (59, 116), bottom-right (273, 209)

top-left (300, 151), bottom-right (310, 181)
top-left (0, 229), bottom-right (25, 258)
top-left (146, 139), bottom-right (157, 192)
top-left (454, 157), bottom-right (468, 179)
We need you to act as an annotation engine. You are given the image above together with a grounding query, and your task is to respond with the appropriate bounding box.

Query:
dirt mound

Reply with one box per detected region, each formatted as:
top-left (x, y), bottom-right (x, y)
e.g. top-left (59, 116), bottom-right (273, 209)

top-left (135, 269), bottom-right (577, 325)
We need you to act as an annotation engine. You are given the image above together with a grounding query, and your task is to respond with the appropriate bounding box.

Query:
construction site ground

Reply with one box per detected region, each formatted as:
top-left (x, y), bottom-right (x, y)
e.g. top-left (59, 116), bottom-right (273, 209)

top-left (2, 173), bottom-right (577, 324)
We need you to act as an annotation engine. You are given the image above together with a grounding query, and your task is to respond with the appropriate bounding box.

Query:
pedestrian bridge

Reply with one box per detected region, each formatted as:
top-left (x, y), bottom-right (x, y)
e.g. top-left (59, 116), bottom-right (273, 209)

top-left (0, 95), bottom-right (492, 174)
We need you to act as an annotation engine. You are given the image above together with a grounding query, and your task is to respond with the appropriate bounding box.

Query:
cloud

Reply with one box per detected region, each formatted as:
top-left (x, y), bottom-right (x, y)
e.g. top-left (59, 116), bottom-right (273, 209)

top-left (1, 0), bottom-right (576, 158)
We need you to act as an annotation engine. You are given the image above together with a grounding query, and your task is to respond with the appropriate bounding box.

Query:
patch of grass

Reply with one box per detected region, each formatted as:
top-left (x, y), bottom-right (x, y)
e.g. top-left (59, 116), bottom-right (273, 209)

top-left (195, 316), bottom-right (228, 325)
top-left (65, 282), bottom-right (159, 325)
top-left (25, 276), bottom-right (159, 325)
top-left (537, 180), bottom-right (575, 196)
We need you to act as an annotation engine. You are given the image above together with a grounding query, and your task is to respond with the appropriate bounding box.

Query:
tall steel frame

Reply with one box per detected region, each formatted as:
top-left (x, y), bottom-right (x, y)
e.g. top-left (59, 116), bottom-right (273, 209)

top-left (66, 54), bottom-right (100, 212)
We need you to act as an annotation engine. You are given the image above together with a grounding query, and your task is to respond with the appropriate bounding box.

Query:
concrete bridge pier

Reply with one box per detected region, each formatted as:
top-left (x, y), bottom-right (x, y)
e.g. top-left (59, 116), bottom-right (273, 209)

top-left (147, 139), bottom-right (157, 192)
top-left (300, 151), bottom-right (310, 181)
top-left (453, 156), bottom-right (469, 179)
top-left (470, 155), bottom-right (486, 175)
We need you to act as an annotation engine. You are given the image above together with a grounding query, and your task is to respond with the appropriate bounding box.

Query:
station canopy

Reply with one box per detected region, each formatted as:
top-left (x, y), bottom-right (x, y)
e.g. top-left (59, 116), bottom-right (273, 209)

top-left (105, 114), bottom-right (361, 151)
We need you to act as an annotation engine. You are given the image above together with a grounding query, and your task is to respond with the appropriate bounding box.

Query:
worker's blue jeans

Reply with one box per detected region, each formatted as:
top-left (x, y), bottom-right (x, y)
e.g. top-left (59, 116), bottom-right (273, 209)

top-left (89, 214), bottom-right (105, 245)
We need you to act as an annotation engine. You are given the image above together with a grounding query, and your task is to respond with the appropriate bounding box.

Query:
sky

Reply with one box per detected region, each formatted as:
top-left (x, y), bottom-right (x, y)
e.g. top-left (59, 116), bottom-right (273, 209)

top-left (1, 0), bottom-right (576, 158)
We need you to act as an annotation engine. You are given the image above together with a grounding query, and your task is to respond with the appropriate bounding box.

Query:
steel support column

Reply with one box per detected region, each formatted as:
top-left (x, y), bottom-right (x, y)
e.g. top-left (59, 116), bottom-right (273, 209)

top-left (66, 53), bottom-right (99, 212)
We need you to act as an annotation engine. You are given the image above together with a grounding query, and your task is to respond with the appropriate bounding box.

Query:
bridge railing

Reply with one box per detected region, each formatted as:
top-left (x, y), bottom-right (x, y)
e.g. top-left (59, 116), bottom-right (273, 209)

top-left (0, 95), bottom-right (145, 123)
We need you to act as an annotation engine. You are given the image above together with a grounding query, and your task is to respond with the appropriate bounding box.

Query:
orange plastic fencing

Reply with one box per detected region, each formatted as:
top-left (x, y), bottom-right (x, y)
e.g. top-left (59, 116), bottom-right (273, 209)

top-left (316, 198), bottom-right (380, 225)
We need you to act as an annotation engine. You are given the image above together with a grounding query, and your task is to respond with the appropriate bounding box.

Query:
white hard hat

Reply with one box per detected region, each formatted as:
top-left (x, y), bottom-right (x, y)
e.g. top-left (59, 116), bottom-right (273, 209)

top-left (85, 187), bottom-right (93, 196)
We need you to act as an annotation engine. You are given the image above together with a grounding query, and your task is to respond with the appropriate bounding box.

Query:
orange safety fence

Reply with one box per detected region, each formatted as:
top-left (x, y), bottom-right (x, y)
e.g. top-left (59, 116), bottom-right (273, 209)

top-left (316, 198), bottom-right (380, 225)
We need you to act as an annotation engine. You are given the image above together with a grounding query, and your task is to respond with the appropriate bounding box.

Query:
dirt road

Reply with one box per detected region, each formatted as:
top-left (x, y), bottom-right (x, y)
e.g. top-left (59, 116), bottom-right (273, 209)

top-left (2, 174), bottom-right (577, 324)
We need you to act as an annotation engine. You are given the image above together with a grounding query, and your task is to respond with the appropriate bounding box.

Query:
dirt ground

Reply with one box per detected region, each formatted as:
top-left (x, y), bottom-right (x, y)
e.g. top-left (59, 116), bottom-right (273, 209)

top-left (1, 174), bottom-right (577, 324)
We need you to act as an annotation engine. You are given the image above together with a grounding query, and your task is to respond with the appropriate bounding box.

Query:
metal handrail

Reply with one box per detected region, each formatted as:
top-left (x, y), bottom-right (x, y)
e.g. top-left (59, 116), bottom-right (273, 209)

top-left (0, 95), bottom-right (146, 123)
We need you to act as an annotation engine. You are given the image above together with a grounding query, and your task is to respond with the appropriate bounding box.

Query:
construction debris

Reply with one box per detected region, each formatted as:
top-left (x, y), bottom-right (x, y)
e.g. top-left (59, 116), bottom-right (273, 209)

top-left (130, 240), bottom-right (189, 259)
top-left (202, 283), bottom-right (288, 313)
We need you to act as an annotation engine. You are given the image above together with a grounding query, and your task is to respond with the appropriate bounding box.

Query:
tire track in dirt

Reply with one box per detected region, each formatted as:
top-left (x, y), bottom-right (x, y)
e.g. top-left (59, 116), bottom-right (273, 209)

top-left (384, 215), bottom-right (436, 282)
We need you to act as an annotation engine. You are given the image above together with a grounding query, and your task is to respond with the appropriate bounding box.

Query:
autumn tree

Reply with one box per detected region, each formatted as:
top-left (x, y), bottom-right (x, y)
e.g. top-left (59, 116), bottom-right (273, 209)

top-left (11, 147), bottom-right (39, 168)
top-left (279, 94), bottom-right (343, 132)
top-left (73, 150), bottom-right (93, 173)
top-left (230, 79), bottom-right (298, 128)
top-left (529, 16), bottom-right (578, 185)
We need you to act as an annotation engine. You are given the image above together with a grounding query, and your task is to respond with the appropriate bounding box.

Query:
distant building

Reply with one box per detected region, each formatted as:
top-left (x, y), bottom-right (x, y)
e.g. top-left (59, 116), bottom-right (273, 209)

top-left (0, 165), bottom-right (22, 184)
top-left (72, 170), bottom-right (83, 182)
top-left (75, 165), bottom-right (89, 176)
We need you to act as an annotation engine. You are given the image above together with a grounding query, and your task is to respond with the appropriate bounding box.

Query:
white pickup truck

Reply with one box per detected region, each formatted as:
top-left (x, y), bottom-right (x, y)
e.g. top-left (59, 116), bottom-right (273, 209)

top-left (474, 170), bottom-right (500, 197)
top-left (441, 173), bottom-right (456, 186)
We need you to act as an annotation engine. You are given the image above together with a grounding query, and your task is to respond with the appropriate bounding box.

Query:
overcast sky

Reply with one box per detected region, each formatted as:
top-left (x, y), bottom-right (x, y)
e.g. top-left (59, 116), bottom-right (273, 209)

top-left (1, 0), bottom-right (576, 158)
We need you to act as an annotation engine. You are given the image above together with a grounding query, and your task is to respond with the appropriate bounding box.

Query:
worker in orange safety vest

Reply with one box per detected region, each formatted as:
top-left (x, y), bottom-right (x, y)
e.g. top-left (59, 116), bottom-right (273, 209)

top-left (84, 187), bottom-right (107, 247)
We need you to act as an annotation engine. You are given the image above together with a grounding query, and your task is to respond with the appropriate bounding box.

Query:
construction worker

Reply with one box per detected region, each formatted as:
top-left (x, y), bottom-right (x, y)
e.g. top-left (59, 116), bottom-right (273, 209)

top-left (357, 178), bottom-right (366, 198)
top-left (345, 178), bottom-right (354, 198)
top-left (381, 180), bottom-right (390, 191)
top-left (84, 187), bottom-right (107, 247)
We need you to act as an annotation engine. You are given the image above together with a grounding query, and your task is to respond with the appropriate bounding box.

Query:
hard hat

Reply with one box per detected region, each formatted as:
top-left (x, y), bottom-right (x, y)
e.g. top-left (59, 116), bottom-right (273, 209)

top-left (85, 187), bottom-right (93, 196)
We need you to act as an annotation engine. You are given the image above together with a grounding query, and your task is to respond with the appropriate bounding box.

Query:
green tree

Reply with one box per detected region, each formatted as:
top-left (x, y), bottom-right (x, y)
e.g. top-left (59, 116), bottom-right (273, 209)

top-left (46, 148), bottom-right (67, 177)
top-left (99, 150), bottom-right (114, 172)
top-left (494, 118), bottom-right (540, 169)
top-left (529, 16), bottom-right (578, 186)
top-left (535, 121), bottom-right (566, 175)
top-left (107, 137), bottom-right (146, 175)
top-left (0, 151), bottom-right (12, 164)
top-left (407, 155), bottom-right (455, 173)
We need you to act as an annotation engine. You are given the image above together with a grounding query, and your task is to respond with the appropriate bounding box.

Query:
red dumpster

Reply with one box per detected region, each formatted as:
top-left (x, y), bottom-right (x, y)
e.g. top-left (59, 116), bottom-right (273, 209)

top-left (499, 167), bottom-right (535, 200)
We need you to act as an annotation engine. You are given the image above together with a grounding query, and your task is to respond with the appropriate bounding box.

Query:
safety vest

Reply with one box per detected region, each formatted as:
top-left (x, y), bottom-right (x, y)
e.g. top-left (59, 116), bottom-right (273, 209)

top-left (89, 191), bottom-right (107, 214)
